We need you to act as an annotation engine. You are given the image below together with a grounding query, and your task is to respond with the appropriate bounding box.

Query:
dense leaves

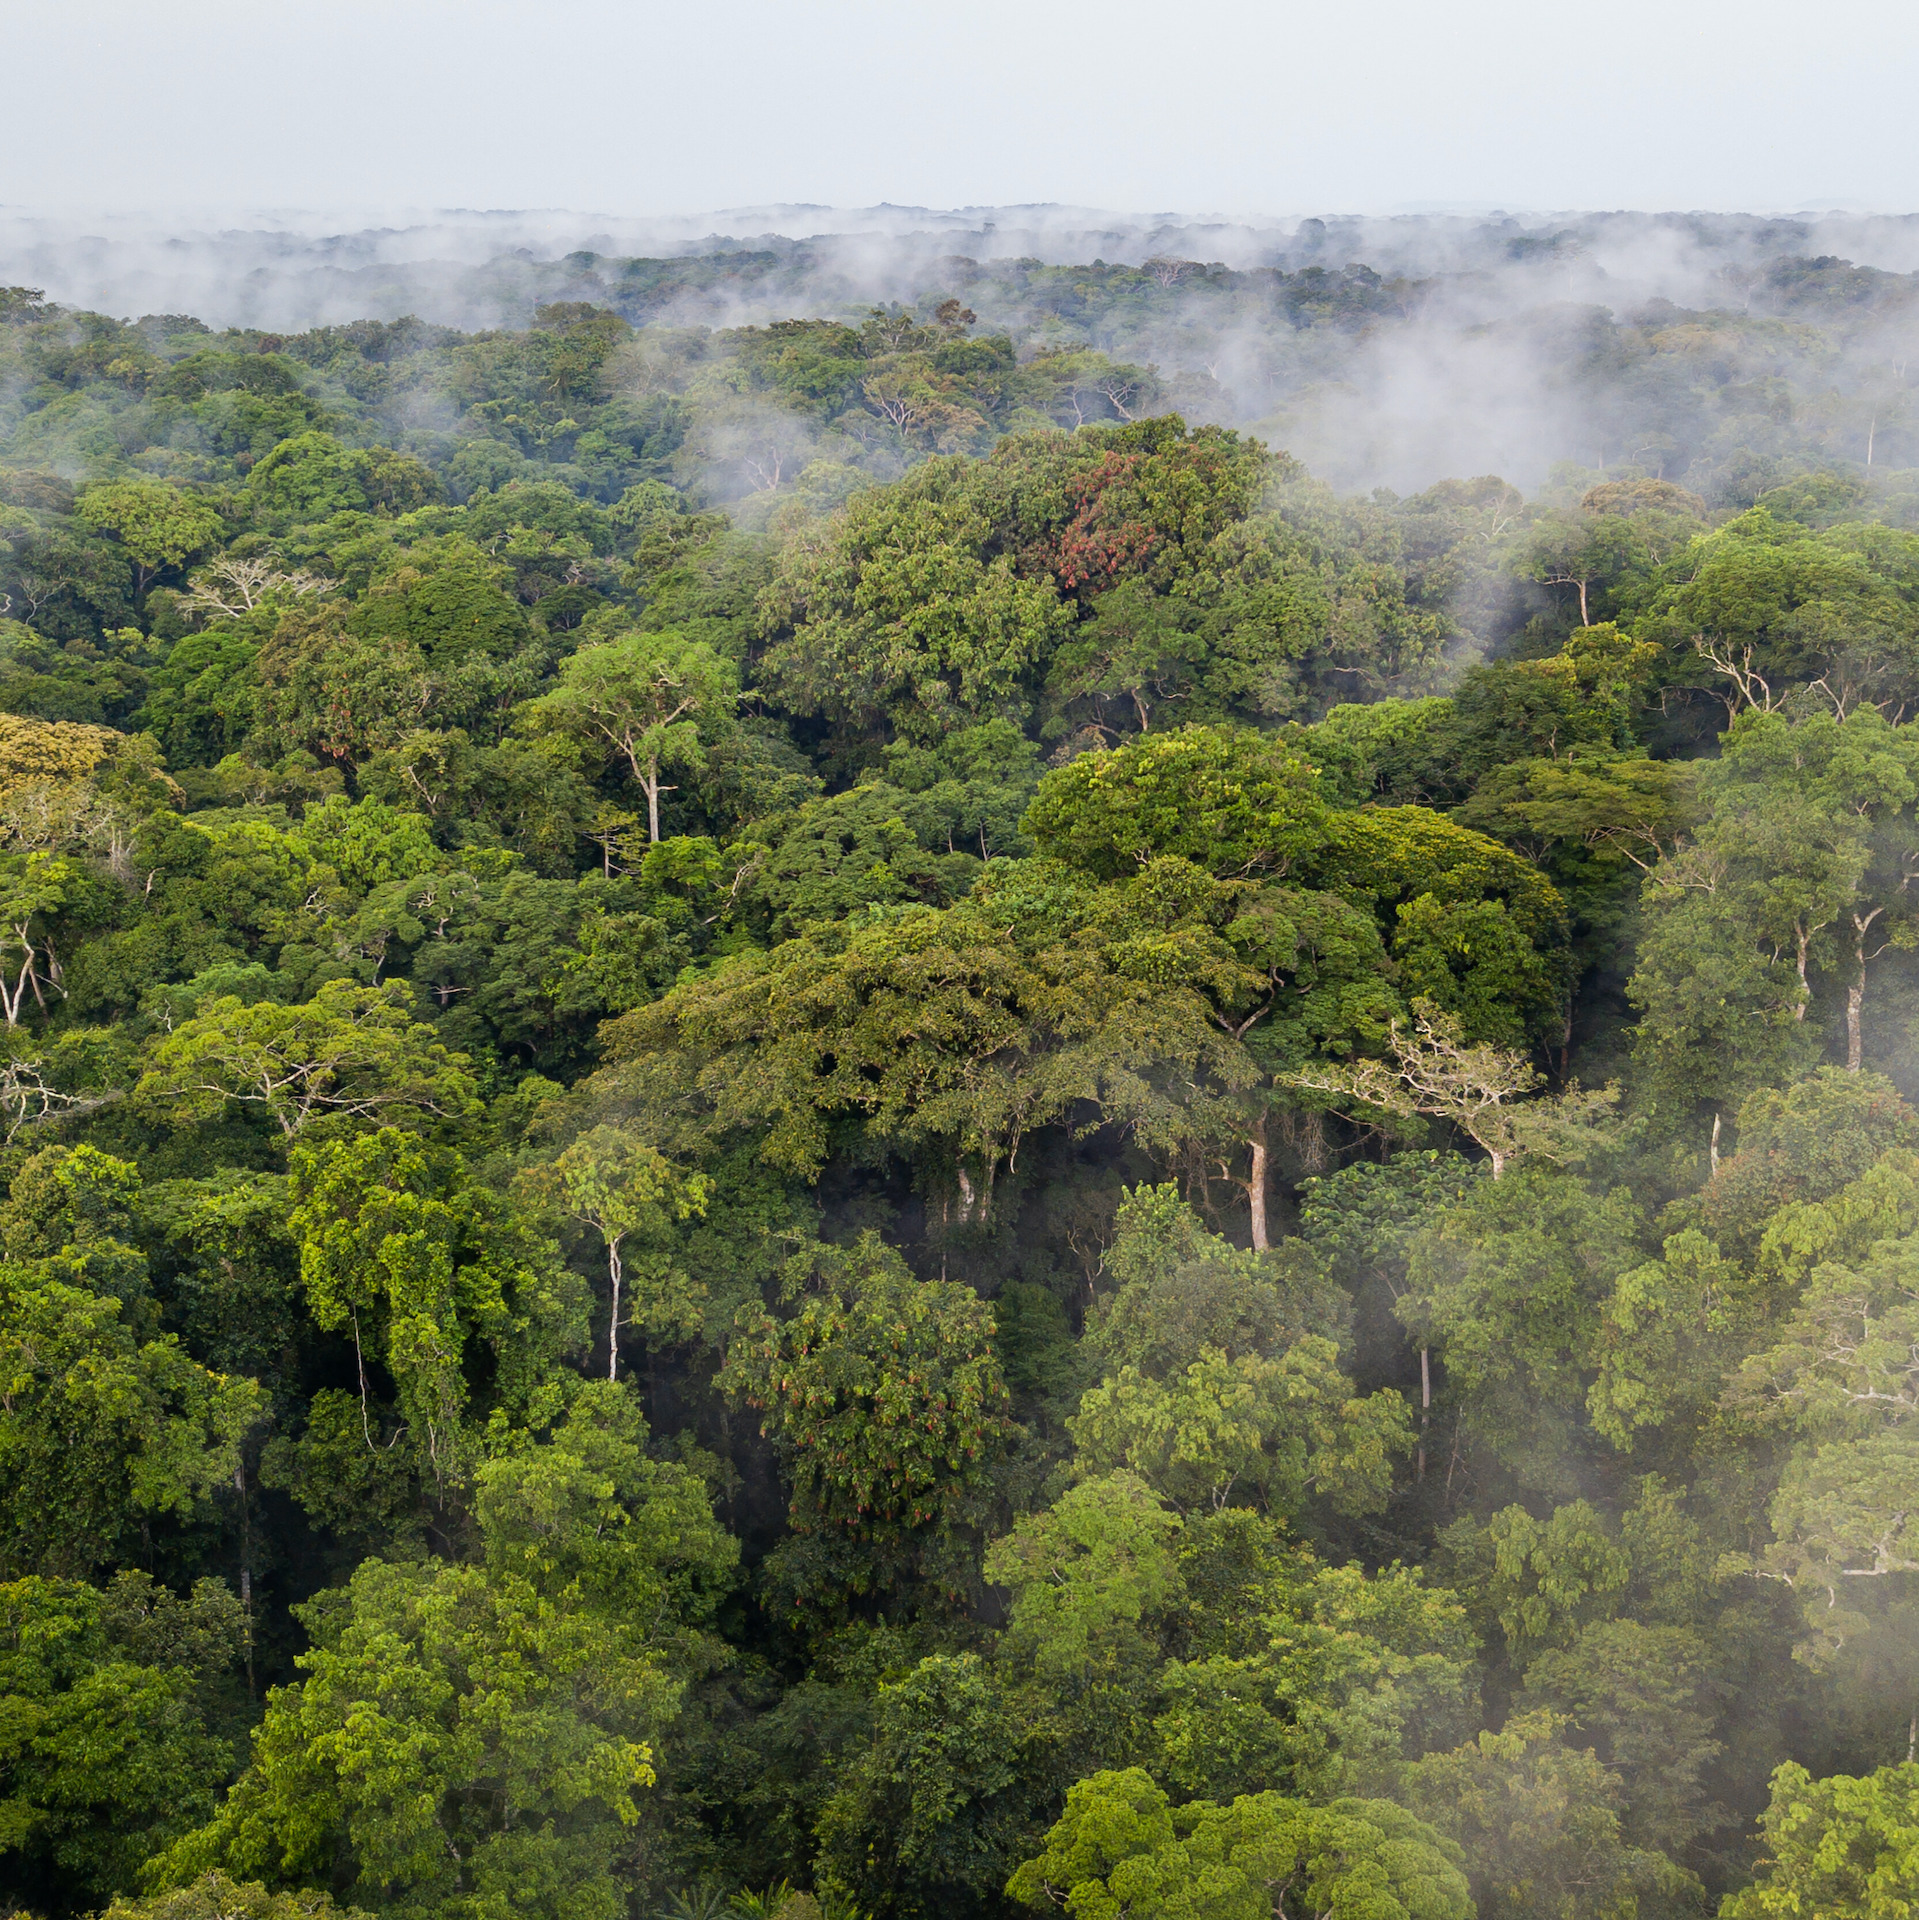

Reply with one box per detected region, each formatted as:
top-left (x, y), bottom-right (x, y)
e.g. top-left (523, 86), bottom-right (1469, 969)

top-left (6, 265), bottom-right (1919, 1920)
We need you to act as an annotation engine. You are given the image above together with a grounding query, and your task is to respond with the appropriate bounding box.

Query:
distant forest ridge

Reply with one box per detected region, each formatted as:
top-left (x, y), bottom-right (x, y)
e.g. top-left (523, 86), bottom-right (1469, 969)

top-left (4, 205), bottom-right (1918, 495)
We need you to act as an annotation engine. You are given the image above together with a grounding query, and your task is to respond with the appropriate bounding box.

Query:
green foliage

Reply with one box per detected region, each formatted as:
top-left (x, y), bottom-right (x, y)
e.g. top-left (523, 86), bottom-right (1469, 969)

top-left (1405, 1711), bottom-right (1695, 1920)
top-left (1722, 1761), bottom-right (1919, 1920)
top-left (11, 260), bottom-right (1919, 1920)
top-left (248, 434), bottom-right (440, 521)
top-left (720, 1237), bottom-right (1012, 1609)
top-left (288, 1128), bottom-right (584, 1487)
top-left (760, 455), bottom-right (1074, 742)
top-left (1006, 1766), bottom-right (1471, 1920)
top-left (1089, 1184), bottom-right (1348, 1376)
top-left (987, 1472), bottom-right (1182, 1684)
top-left (0, 1574), bottom-right (242, 1914)
top-left (524, 630), bottom-right (738, 840)
top-left (474, 1380), bottom-right (738, 1622)
top-left (1067, 1341), bottom-right (1410, 1519)
top-left (101, 1874), bottom-right (370, 1920)
top-left (153, 1555), bottom-right (677, 1920)
top-left (139, 980), bottom-right (481, 1143)
top-left (1405, 1165), bottom-right (1645, 1461)
top-left (76, 482), bottom-right (226, 592)
top-left (1024, 725), bottom-right (1329, 880)
top-left (815, 1653), bottom-right (1037, 1920)
top-left (0, 1263), bottom-right (260, 1576)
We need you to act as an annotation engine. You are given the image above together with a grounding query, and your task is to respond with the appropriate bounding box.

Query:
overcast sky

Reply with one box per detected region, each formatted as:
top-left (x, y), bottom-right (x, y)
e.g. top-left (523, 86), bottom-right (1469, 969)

top-left (5, 0), bottom-right (1917, 218)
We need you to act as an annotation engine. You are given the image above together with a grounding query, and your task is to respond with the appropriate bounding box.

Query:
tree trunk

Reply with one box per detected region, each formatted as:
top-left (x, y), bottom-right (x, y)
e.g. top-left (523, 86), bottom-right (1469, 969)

top-left (1246, 1131), bottom-right (1269, 1252)
top-left (607, 1239), bottom-right (624, 1382)
top-left (643, 758), bottom-right (662, 843)
top-left (1709, 1110), bottom-right (1722, 1177)
top-left (1417, 1346), bottom-right (1431, 1481)
top-left (234, 1458), bottom-right (255, 1697)
top-left (1848, 908), bottom-right (1882, 1073)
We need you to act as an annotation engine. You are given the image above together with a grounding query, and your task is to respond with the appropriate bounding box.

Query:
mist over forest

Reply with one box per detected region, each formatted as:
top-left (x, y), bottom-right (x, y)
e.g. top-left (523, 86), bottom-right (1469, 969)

top-left (10, 200), bottom-right (1919, 491)
top-left (5, 198), bottom-right (1919, 1920)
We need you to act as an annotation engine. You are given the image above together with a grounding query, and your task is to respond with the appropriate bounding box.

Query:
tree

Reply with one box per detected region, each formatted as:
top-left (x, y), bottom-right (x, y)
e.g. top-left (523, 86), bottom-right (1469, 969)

top-left (289, 1128), bottom-right (583, 1488)
top-left (814, 1654), bottom-right (1039, 1920)
top-left (0, 1267), bottom-right (260, 1577)
top-left (0, 712), bottom-right (130, 798)
top-left (1455, 752), bottom-right (1696, 899)
top-left (179, 556), bottom-right (332, 620)
top-left (525, 630), bottom-right (737, 841)
top-left (1045, 581), bottom-right (1207, 740)
top-left (1520, 1620), bottom-right (1725, 1852)
top-left (735, 783), bottom-right (978, 941)
top-left (1627, 849), bottom-right (1822, 1141)
top-left (75, 482), bottom-right (225, 594)
top-left (719, 1236), bottom-right (1013, 1613)
top-left (245, 432), bottom-right (438, 522)
top-left (139, 979), bottom-right (480, 1142)
top-left (0, 850), bottom-right (75, 1027)
top-left (1151, 1544), bottom-right (1479, 1803)
top-left (1067, 1341), bottom-right (1410, 1520)
top-left (1723, 1760), bottom-right (1919, 1920)
top-left (520, 1125), bottom-right (711, 1380)
top-left (1738, 1431), bottom-right (1919, 1677)
top-left (1293, 997), bottom-right (1618, 1179)
top-left (757, 455), bottom-right (1074, 741)
top-left (0, 1574), bottom-right (244, 1916)
top-left (597, 876), bottom-right (1246, 1213)
top-left (1631, 711), bottom-right (1919, 1105)
top-left (1404, 1712), bottom-right (1693, 1920)
top-left (1006, 1766), bottom-right (1471, 1920)
top-left (3, 1142), bottom-right (150, 1304)
top-left (987, 1488), bottom-right (1477, 1805)
top-left (1297, 1154), bottom-right (1482, 1477)
top-left (249, 605), bottom-right (434, 771)
top-left (986, 1472), bottom-right (1183, 1692)
top-left (1402, 1167), bottom-right (1644, 1464)
top-left (472, 1381), bottom-right (738, 1623)
top-left (151, 1557), bottom-right (677, 1920)
top-left (1587, 1227), bottom-right (1753, 1449)
top-left (1024, 724), bottom-right (1330, 881)
top-left (1086, 1184), bottom-right (1349, 1379)
top-left (1641, 506), bottom-right (1919, 722)
top-left (102, 1875), bottom-right (369, 1920)
top-left (1696, 1068), bottom-right (1919, 1252)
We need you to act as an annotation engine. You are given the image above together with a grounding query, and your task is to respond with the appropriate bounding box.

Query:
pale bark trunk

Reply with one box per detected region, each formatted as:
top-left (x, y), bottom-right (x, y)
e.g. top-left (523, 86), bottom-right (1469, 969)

top-left (1848, 909), bottom-right (1883, 1073)
top-left (1417, 1346), bottom-right (1431, 1481)
top-left (607, 1239), bottom-right (624, 1381)
top-left (1709, 1110), bottom-right (1722, 1177)
top-left (1246, 1133), bottom-right (1269, 1251)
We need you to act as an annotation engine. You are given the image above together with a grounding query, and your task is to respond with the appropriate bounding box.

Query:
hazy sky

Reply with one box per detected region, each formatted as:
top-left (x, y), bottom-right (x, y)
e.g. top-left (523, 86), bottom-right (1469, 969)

top-left (7, 0), bottom-right (1918, 217)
